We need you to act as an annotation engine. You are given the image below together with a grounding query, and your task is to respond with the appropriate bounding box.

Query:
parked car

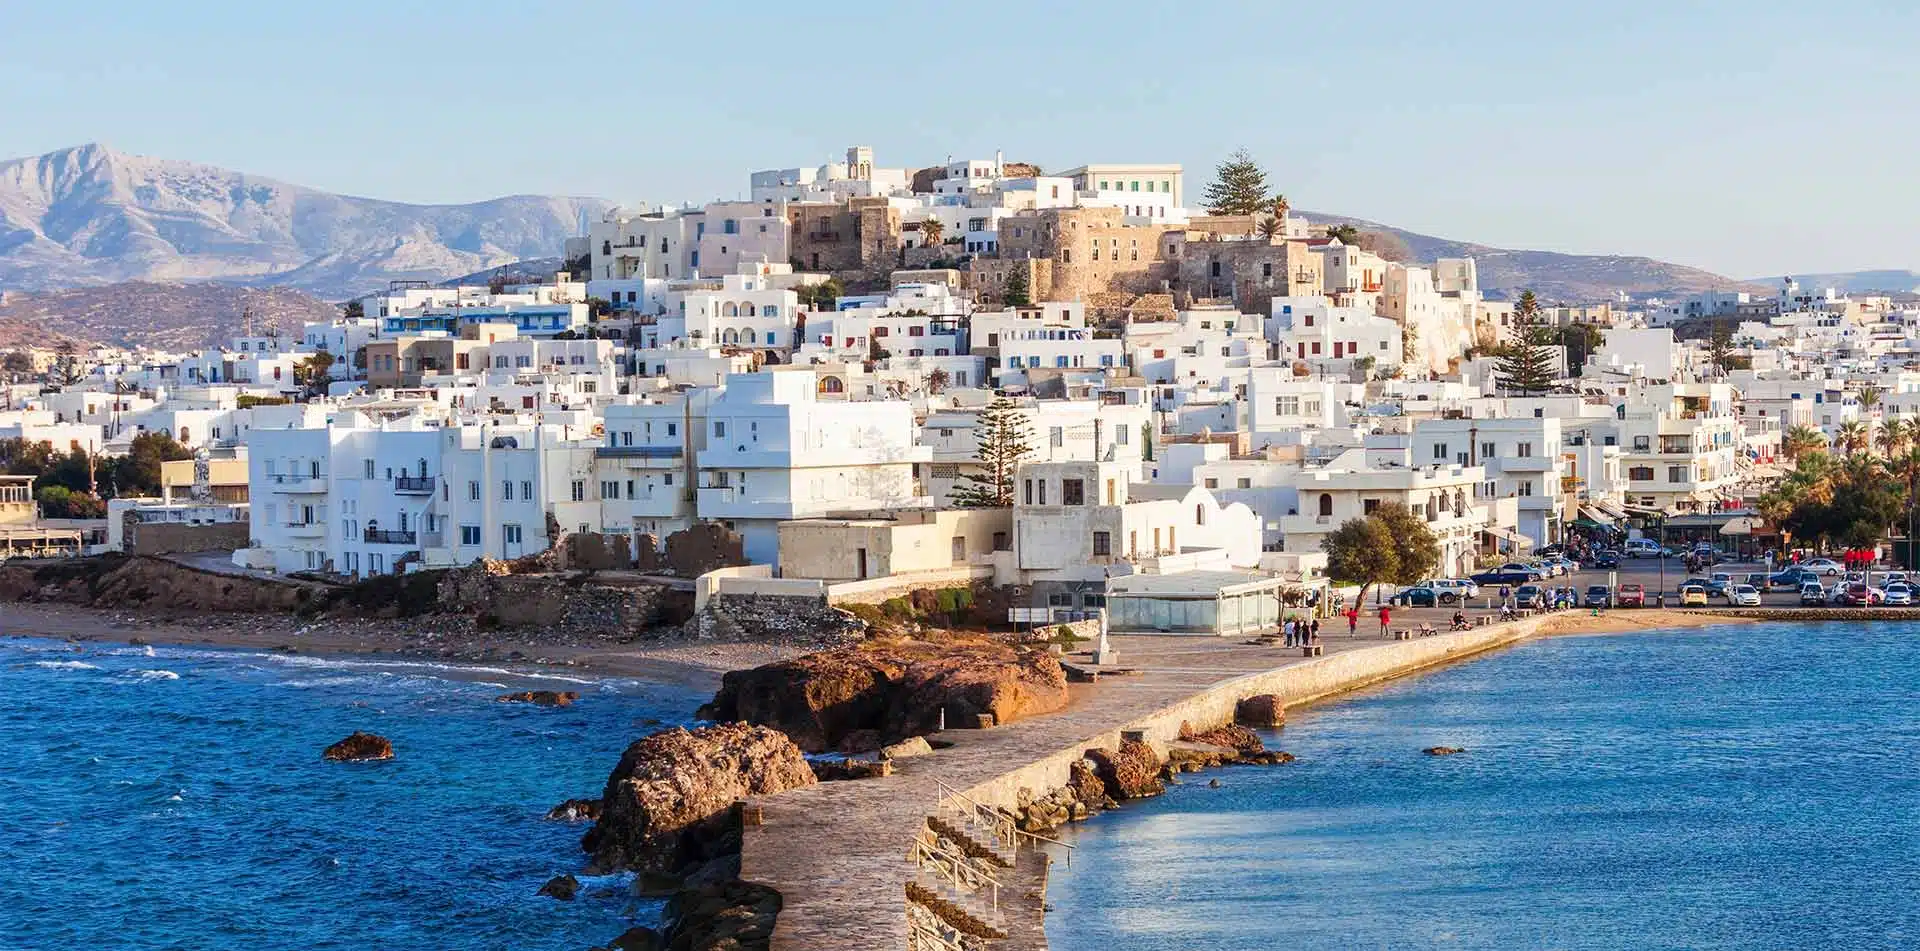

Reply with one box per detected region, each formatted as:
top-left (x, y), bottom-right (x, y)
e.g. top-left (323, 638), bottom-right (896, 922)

top-left (1616, 583), bottom-right (1646, 607)
top-left (1590, 550), bottom-right (1621, 569)
top-left (1799, 582), bottom-right (1828, 606)
top-left (1536, 544), bottom-right (1566, 558)
top-left (1705, 573), bottom-right (1735, 598)
top-left (1679, 584), bottom-right (1710, 607)
top-left (1833, 582), bottom-right (1883, 607)
top-left (1499, 563), bottom-right (1546, 581)
top-left (1728, 584), bottom-right (1762, 607)
top-left (1680, 577), bottom-right (1714, 593)
top-left (1513, 584), bottom-right (1547, 609)
top-left (1554, 556), bottom-right (1582, 575)
top-left (1430, 579), bottom-right (1479, 602)
top-left (1883, 583), bottom-right (1913, 607)
top-left (1770, 567), bottom-right (1818, 589)
top-left (1801, 558), bottom-right (1844, 576)
top-left (1472, 569), bottom-right (1536, 587)
top-left (1743, 573), bottom-right (1771, 591)
top-left (1883, 571), bottom-right (1909, 587)
top-left (1523, 560), bottom-right (1560, 578)
top-left (1624, 540), bottom-right (1664, 558)
top-left (1390, 585), bottom-right (1441, 607)
top-left (1582, 585), bottom-right (1613, 608)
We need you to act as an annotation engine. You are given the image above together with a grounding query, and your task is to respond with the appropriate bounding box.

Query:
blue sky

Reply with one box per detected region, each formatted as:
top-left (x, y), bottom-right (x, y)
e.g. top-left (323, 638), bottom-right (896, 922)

top-left (4, 1), bottom-right (1916, 278)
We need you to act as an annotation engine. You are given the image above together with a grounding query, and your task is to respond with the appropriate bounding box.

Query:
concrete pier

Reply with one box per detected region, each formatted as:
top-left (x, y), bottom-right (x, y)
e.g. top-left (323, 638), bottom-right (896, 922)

top-left (738, 613), bottom-right (1565, 950)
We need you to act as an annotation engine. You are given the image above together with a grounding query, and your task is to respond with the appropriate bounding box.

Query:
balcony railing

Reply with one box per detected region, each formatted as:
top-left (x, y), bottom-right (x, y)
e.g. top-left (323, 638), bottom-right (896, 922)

top-left (393, 475), bottom-right (435, 494)
top-left (363, 529), bottom-right (417, 545)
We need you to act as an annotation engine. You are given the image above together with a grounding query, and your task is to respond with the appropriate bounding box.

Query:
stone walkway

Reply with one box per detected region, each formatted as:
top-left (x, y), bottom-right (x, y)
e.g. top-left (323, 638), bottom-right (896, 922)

top-left (738, 628), bottom-right (1430, 951)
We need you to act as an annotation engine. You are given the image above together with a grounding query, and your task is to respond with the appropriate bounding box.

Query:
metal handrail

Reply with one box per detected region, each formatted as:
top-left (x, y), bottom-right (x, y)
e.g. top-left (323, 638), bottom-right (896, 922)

top-left (932, 777), bottom-right (1074, 854)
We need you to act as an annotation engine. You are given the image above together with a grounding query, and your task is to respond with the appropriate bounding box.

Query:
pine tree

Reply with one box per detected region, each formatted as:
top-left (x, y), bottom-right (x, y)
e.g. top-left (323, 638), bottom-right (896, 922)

top-left (951, 397), bottom-right (1034, 507)
top-left (1203, 149), bottom-right (1271, 216)
top-left (1496, 290), bottom-right (1556, 396)
top-left (1003, 267), bottom-right (1032, 307)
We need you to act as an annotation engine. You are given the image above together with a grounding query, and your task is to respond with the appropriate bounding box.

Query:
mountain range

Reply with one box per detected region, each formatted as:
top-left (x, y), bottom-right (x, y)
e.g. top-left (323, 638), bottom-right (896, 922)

top-left (0, 143), bottom-right (1905, 348)
top-left (0, 143), bottom-right (607, 298)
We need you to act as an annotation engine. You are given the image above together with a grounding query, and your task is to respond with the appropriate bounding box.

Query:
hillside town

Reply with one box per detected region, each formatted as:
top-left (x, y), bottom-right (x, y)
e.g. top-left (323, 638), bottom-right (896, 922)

top-left (0, 146), bottom-right (1907, 623)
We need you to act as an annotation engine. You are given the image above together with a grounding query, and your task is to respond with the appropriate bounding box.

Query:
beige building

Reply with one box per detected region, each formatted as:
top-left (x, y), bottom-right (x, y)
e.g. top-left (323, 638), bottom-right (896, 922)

top-left (1167, 231), bottom-right (1322, 307)
top-left (777, 509), bottom-right (1012, 581)
top-left (0, 475), bottom-right (34, 525)
top-left (991, 206), bottom-right (1177, 302)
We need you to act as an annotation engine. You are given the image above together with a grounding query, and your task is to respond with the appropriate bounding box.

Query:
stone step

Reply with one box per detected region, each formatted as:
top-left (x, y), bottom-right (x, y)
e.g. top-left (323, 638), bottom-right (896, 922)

top-left (926, 815), bottom-right (1015, 870)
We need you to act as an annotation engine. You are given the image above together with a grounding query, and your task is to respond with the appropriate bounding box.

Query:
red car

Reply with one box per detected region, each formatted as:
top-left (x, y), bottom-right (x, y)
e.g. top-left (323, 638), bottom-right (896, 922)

top-left (1616, 583), bottom-right (1646, 608)
top-left (1833, 582), bottom-right (1884, 607)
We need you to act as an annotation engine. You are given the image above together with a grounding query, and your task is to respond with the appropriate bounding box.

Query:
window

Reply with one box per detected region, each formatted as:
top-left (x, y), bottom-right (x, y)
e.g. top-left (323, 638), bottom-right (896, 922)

top-left (571, 480), bottom-right (586, 502)
top-left (1062, 479), bottom-right (1085, 505)
top-left (601, 480), bottom-right (619, 499)
top-left (1023, 479), bottom-right (1033, 505)
top-left (1037, 480), bottom-right (1047, 505)
top-left (1668, 466), bottom-right (1689, 483)
top-left (363, 459), bottom-right (375, 479)
top-left (1516, 441), bottom-right (1534, 458)
top-left (503, 524), bottom-right (523, 545)
top-left (1237, 478), bottom-right (1251, 489)
top-left (714, 421), bottom-right (726, 438)
top-left (520, 480), bottom-right (532, 499)
top-left (502, 480), bottom-right (514, 501)
top-left (460, 525), bottom-right (480, 546)
top-left (1629, 466), bottom-right (1655, 481)
top-left (1275, 396), bottom-right (1300, 416)
top-left (1204, 478), bottom-right (1219, 488)
top-left (1362, 498), bottom-right (1380, 515)
top-left (1092, 531), bottom-right (1111, 556)
top-left (1050, 427), bottom-right (1065, 448)
top-left (1481, 442), bottom-right (1496, 460)
top-left (1518, 481), bottom-right (1535, 497)
top-left (1320, 494), bottom-right (1335, 516)
top-left (1433, 443), bottom-right (1449, 460)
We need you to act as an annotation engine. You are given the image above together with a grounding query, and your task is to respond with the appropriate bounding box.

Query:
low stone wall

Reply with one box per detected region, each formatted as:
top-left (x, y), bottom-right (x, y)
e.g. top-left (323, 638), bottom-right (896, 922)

top-left (124, 521), bottom-right (250, 556)
top-left (825, 567), bottom-right (994, 607)
top-left (960, 615), bottom-right (1556, 812)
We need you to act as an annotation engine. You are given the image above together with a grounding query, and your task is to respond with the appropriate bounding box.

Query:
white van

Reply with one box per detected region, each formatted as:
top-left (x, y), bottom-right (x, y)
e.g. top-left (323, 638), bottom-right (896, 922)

top-left (1623, 539), bottom-right (1664, 558)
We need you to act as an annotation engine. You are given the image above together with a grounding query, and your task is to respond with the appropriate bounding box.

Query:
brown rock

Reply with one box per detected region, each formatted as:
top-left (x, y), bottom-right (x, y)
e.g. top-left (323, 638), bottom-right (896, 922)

top-left (497, 690), bottom-right (580, 707)
top-left (662, 880), bottom-right (782, 950)
top-left (607, 926), bottom-right (661, 951)
top-left (1424, 746), bottom-right (1467, 756)
top-left (537, 874), bottom-right (579, 901)
top-left (699, 636), bottom-right (1069, 752)
top-left (1181, 723), bottom-right (1267, 757)
top-left (582, 723), bottom-right (816, 874)
top-left (322, 731), bottom-right (393, 762)
top-left (1086, 737), bottom-right (1165, 800)
top-left (1234, 694), bottom-right (1286, 728)
top-left (545, 798), bottom-right (602, 822)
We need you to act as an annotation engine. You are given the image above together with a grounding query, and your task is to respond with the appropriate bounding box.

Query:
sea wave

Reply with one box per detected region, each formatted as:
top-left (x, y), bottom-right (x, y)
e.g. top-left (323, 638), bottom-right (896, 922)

top-left (31, 660), bottom-right (100, 671)
top-left (124, 669), bottom-right (182, 682)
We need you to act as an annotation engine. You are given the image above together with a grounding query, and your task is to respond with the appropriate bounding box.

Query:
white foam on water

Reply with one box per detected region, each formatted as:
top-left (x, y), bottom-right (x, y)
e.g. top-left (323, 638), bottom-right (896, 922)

top-left (31, 660), bottom-right (99, 671)
top-left (125, 669), bottom-right (181, 681)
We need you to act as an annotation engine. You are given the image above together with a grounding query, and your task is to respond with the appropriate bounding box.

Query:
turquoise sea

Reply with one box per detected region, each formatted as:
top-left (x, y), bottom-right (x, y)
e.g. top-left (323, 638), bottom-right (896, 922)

top-left (0, 636), bottom-right (702, 950)
top-left (1043, 622), bottom-right (1920, 950)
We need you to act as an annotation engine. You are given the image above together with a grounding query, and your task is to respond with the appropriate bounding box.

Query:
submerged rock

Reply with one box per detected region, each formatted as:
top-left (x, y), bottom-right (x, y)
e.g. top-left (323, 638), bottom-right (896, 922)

top-left (544, 798), bottom-right (602, 822)
top-left (537, 873), bottom-right (579, 901)
top-left (321, 732), bottom-right (393, 762)
top-left (698, 636), bottom-right (1069, 753)
top-left (582, 723), bottom-right (815, 874)
top-left (1424, 746), bottom-right (1468, 756)
top-left (497, 689), bottom-right (580, 707)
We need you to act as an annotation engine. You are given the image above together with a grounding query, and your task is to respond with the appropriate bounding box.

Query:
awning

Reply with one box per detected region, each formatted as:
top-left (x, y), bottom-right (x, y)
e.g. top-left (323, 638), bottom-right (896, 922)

top-left (1592, 498), bottom-right (1629, 519)
top-left (1579, 505), bottom-right (1617, 527)
top-left (1719, 516), bottom-right (1758, 536)
top-left (1482, 526), bottom-right (1533, 547)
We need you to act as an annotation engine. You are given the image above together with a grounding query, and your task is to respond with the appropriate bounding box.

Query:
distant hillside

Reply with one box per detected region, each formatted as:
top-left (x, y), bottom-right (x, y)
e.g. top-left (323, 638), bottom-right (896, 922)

top-left (0, 143), bottom-right (609, 298)
top-left (1309, 212), bottom-right (1766, 302)
top-left (440, 257), bottom-right (568, 288)
top-left (1746, 270), bottom-right (1920, 295)
top-left (0, 282), bottom-right (338, 350)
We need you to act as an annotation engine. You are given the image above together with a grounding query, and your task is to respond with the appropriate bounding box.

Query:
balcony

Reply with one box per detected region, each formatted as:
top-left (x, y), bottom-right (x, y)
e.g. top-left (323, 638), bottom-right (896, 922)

top-left (596, 445), bottom-right (684, 459)
top-left (1501, 456), bottom-right (1555, 472)
top-left (267, 474), bottom-right (326, 494)
top-left (281, 521), bottom-right (323, 538)
top-left (363, 529), bottom-right (417, 545)
top-left (393, 475), bottom-right (435, 495)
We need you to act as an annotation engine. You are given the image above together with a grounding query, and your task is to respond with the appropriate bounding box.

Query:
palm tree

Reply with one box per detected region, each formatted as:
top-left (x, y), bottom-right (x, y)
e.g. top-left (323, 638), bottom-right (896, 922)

top-left (1859, 385), bottom-right (1883, 417)
top-left (1878, 417), bottom-right (1911, 459)
top-left (1838, 420), bottom-right (1870, 457)
top-left (919, 218), bottom-right (944, 247)
top-left (1256, 195), bottom-right (1290, 239)
top-left (1784, 425), bottom-right (1826, 461)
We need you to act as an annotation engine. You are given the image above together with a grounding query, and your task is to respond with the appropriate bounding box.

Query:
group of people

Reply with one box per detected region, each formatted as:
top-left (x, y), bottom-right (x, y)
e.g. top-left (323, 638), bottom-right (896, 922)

top-left (1280, 615), bottom-right (1321, 647)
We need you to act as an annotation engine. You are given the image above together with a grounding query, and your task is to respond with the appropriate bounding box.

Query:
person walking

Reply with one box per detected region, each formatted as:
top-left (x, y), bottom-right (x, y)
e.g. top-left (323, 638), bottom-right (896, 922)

top-left (1346, 606), bottom-right (1359, 637)
top-left (1282, 616), bottom-right (1297, 647)
top-left (1378, 604), bottom-right (1392, 637)
top-left (1309, 618), bottom-right (1321, 643)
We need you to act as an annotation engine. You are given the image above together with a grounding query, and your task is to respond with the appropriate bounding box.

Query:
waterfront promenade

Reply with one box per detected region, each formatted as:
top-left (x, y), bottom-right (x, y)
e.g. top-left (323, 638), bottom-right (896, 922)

top-left (739, 609), bottom-right (1643, 950)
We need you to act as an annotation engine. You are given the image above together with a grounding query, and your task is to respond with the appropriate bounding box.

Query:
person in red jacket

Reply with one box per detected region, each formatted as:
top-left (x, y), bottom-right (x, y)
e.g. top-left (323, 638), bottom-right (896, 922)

top-left (1345, 607), bottom-right (1359, 637)
top-left (1378, 604), bottom-right (1392, 636)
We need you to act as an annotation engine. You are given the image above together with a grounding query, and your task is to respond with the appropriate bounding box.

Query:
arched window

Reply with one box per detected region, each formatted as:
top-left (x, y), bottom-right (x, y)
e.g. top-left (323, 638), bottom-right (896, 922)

top-left (722, 302), bottom-right (738, 317)
top-left (417, 459), bottom-right (428, 478)
top-left (1195, 504), bottom-right (1206, 525)
top-left (1425, 496), bottom-right (1439, 521)
top-left (818, 376), bottom-right (845, 394)
top-left (1318, 494), bottom-right (1333, 517)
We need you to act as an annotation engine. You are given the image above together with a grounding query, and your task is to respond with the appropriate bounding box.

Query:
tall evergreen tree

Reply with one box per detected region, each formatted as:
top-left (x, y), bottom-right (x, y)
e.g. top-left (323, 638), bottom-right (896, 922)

top-left (951, 398), bottom-right (1034, 507)
top-left (1203, 149), bottom-right (1271, 216)
top-left (1496, 290), bottom-right (1556, 396)
top-left (1002, 268), bottom-right (1032, 307)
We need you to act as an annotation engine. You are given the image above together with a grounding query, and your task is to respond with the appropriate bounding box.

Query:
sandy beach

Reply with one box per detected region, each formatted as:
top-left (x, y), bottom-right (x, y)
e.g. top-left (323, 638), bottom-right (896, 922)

top-left (0, 603), bottom-right (803, 690)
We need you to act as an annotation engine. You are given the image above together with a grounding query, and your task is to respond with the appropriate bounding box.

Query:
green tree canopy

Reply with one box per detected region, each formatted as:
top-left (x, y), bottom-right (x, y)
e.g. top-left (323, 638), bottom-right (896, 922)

top-left (1496, 291), bottom-right (1556, 396)
top-left (1002, 267), bottom-right (1032, 307)
top-left (1203, 149), bottom-right (1272, 216)
top-left (1322, 516), bottom-right (1399, 605)
top-left (1369, 502), bottom-right (1444, 585)
top-left (950, 397), bottom-right (1034, 507)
